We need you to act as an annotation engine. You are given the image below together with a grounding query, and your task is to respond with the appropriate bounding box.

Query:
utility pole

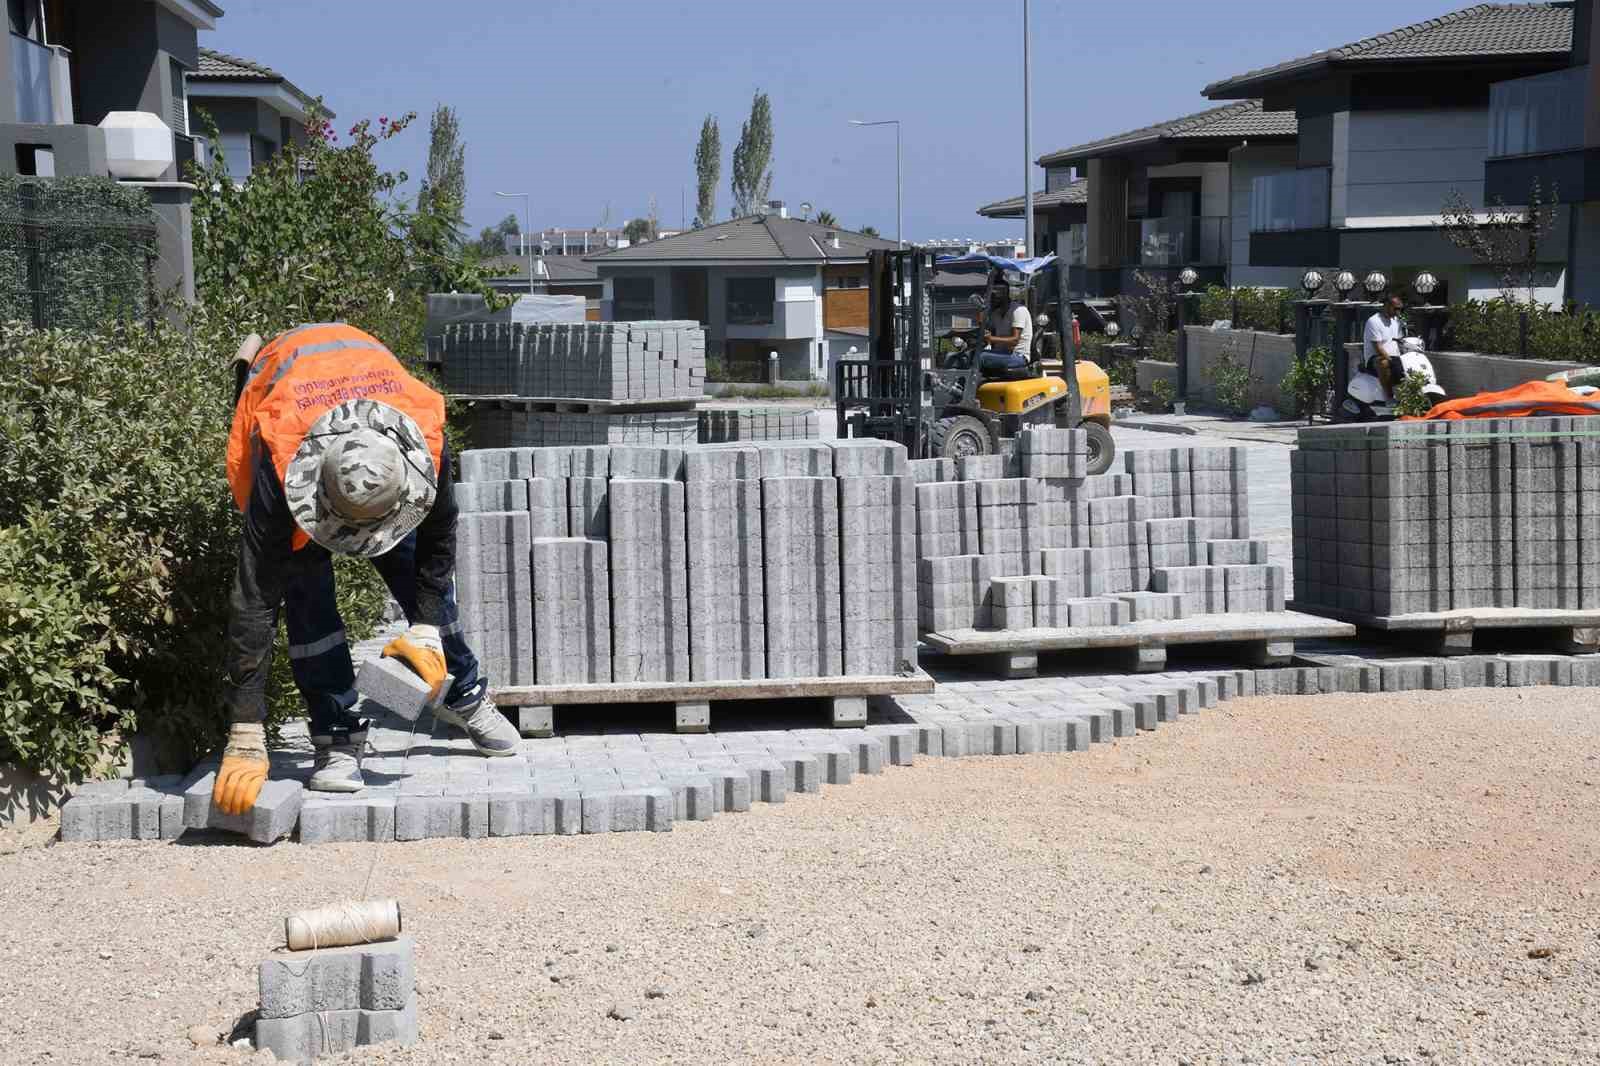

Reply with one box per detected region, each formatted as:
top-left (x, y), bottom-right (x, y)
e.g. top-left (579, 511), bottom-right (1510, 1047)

top-left (1022, 0), bottom-right (1034, 257)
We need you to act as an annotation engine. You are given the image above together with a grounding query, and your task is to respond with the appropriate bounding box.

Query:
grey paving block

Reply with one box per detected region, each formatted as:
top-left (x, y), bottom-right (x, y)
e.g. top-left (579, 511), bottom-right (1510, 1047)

top-left (258, 937), bottom-right (414, 1018)
top-left (58, 794), bottom-right (134, 842)
top-left (255, 1001), bottom-right (418, 1063)
top-left (394, 795), bottom-right (488, 840)
top-left (355, 656), bottom-right (433, 722)
top-left (183, 774), bottom-right (303, 844)
top-left (298, 795), bottom-right (397, 844)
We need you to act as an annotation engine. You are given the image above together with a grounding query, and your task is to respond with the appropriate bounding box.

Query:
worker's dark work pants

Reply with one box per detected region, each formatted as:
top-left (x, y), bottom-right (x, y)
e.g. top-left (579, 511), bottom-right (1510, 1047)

top-left (979, 350), bottom-right (1028, 375)
top-left (284, 533), bottom-right (482, 740)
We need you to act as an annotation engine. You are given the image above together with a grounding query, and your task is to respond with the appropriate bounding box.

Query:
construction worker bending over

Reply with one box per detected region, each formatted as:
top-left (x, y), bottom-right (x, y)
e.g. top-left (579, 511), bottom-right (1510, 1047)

top-left (980, 270), bottom-right (1034, 377)
top-left (213, 323), bottom-right (518, 816)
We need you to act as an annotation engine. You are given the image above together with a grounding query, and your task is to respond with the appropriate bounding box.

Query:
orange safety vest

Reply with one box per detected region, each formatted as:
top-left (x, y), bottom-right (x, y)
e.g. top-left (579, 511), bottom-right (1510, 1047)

top-left (227, 323), bottom-right (446, 551)
top-left (1409, 379), bottom-right (1600, 421)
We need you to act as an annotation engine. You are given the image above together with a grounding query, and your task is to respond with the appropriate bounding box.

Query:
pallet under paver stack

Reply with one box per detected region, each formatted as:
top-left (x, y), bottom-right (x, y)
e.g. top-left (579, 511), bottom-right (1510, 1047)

top-left (439, 321), bottom-right (706, 448)
top-left (698, 406), bottom-right (820, 443)
top-left (1291, 418), bottom-right (1600, 653)
top-left (913, 428), bottom-right (1338, 675)
top-left (452, 438), bottom-right (922, 730)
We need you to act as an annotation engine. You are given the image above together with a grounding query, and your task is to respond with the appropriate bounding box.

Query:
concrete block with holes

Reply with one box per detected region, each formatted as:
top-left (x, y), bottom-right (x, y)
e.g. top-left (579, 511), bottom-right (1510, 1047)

top-left (255, 936), bottom-right (418, 1061)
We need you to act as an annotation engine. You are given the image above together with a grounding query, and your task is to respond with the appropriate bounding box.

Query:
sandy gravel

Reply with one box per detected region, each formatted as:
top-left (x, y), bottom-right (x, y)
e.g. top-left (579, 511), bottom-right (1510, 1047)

top-left (2, 686), bottom-right (1597, 1065)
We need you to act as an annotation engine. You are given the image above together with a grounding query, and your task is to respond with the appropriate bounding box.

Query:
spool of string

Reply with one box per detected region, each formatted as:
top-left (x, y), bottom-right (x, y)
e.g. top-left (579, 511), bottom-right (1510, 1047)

top-left (284, 898), bottom-right (402, 952)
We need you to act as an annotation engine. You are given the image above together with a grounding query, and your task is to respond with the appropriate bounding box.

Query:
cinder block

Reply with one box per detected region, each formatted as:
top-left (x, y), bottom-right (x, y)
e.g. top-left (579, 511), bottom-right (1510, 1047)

top-left (258, 936), bottom-right (415, 1019)
top-left (298, 795), bottom-right (397, 845)
top-left (255, 1003), bottom-right (418, 1063)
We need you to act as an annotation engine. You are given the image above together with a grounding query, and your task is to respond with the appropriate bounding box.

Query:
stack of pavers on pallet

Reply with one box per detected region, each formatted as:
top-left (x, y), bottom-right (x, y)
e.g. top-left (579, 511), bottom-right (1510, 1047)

top-left (451, 439), bottom-right (917, 687)
top-left (698, 406), bottom-right (820, 443)
top-left (437, 321), bottom-right (706, 448)
top-left (915, 428), bottom-right (1278, 633)
top-left (1291, 418), bottom-right (1596, 615)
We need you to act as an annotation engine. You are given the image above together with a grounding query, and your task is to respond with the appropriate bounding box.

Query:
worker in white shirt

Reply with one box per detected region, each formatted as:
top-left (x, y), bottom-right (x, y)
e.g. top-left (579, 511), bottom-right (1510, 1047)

top-left (979, 271), bottom-right (1034, 377)
top-left (1362, 291), bottom-right (1405, 395)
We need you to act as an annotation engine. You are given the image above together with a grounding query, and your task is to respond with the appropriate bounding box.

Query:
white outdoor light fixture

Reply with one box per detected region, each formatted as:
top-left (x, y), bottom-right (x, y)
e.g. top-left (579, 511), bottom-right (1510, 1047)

top-left (1362, 271), bottom-right (1388, 298)
top-left (1300, 269), bottom-right (1324, 296)
top-left (1412, 271), bottom-right (1439, 299)
top-left (1179, 267), bottom-right (1199, 287)
top-left (100, 111), bottom-right (174, 180)
top-left (1105, 321), bottom-right (1121, 338)
top-left (1334, 271), bottom-right (1358, 299)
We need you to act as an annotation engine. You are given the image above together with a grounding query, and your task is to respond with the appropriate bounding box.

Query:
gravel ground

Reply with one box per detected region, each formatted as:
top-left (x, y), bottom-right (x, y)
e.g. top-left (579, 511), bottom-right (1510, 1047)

top-left (3, 686), bottom-right (1597, 1065)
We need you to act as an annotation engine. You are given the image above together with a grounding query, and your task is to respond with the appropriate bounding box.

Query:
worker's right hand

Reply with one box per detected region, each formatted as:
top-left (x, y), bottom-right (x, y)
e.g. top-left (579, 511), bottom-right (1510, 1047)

top-left (212, 722), bottom-right (269, 816)
top-left (382, 624), bottom-right (448, 700)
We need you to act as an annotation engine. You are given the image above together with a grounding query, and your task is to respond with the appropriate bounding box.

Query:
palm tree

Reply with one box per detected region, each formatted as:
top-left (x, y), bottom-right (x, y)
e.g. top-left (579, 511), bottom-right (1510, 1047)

top-left (814, 209), bottom-right (838, 227)
top-left (860, 225), bottom-right (880, 238)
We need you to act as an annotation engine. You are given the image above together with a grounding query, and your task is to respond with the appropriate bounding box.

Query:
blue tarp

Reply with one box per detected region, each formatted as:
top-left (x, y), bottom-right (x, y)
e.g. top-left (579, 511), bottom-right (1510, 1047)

top-left (934, 252), bottom-right (1058, 276)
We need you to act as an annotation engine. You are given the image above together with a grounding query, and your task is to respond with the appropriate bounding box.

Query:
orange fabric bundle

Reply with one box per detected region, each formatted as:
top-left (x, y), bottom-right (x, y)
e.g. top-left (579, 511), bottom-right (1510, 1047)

top-left (1408, 379), bottom-right (1600, 420)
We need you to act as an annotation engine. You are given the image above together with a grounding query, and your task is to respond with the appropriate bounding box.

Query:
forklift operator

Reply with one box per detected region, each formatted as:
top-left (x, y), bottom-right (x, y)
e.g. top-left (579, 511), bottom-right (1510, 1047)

top-left (980, 271), bottom-right (1034, 377)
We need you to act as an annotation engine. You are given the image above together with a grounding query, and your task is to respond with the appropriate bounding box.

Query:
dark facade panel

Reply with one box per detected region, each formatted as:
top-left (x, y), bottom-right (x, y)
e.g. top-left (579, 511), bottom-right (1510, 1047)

top-left (1250, 229), bottom-right (1338, 268)
top-left (1484, 150), bottom-right (1600, 204)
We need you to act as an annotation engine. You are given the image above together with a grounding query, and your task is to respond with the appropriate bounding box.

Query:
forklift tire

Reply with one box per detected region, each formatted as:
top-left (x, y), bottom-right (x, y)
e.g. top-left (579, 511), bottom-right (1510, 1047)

top-left (930, 415), bottom-right (991, 460)
top-left (1084, 420), bottom-right (1115, 476)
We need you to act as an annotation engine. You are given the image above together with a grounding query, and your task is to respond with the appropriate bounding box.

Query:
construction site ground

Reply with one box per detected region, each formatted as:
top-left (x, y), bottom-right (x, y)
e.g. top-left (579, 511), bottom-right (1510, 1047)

top-left (3, 684), bottom-right (1596, 1064)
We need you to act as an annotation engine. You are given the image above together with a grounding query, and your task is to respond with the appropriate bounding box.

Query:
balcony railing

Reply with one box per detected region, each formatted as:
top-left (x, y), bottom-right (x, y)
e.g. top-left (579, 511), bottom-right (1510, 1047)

top-left (1489, 65), bottom-right (1586, 159)
top-left (10, 34), bottom-right (71, 125)
top-left (1250, 168), bottom-right (1331, 233)
top-left (1126, 215), bottom-right (1228, 267)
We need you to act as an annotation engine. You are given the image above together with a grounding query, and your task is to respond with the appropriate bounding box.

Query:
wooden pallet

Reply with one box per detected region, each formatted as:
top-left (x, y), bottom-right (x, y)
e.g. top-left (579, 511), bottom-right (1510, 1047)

top-left (492, 672), bottom-right (935, 735)
top-left (1287, 602), bottom-right (1600, 656)
top-left (448, 393), bottom-right (700, 415)
top-left (920, 611), bottom-right (1356, 679)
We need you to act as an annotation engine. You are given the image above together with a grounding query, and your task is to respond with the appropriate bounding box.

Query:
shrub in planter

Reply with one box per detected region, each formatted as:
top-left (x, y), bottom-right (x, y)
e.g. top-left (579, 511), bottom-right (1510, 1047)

top-left (1148, 376), bottom-right (1176, 412)
top-left (1281, 345), bottom-right (1333, 423)
top-left (1392, 369), bottom-right (1435, 417)
top-left (1205, 344), bottom-right (1255, 416)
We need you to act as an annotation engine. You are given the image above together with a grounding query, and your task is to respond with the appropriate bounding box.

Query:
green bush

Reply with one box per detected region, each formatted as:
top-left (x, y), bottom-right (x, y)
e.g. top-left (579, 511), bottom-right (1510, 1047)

top-left (0, 175), bottom-right (157, 329)
top-left (1442, 298), bottom-right (1600, 363)
top-left (1206, 343), bottom-right (1255, 416)
top-left (1392, 369), bottom-right (1435, 417)
top-left (1281, 345), bottom-right (1333, 423)
top-left (1148, 376), bottom-right (1176, 411)
top-left (1193, 285), bottom-right (1294, 334)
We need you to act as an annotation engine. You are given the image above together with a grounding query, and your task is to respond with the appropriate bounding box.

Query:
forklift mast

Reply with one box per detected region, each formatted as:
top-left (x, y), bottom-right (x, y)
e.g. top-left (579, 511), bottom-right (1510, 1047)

top-left (834, 249), bottom-right (936, 453)
top-left (1054, 254), bottom-right (1082, 430)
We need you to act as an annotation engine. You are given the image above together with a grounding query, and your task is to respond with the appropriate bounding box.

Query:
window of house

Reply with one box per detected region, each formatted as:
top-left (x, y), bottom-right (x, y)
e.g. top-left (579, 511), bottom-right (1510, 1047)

top-left (170, 59), bottom-right (189, 136)
top-left (727, 276), bottom-right (775, 325)
top-left (218, 132), bottom-right (253, 182)
top-left (612, 275), bottom-right (655, 320)
top-left (825, 274), bottom-right (864, 289)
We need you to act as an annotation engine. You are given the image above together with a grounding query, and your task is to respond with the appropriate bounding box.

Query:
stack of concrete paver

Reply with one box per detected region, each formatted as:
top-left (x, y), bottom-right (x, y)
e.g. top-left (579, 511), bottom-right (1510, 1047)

top-left (438, 321), bottom-right (705, 400)
top-left (255, 937), bottom-right (417, 1061)
top-left (912, 428), bottom-right (1276, 634)
top-left (452, 439), bottom-right (918, 688)
top-left (465, 407), bottom-right (699, 449)
top-left (698, 407), bottom-right (820, 443)
top-left (1292, 418), bottom-right (1597, 616)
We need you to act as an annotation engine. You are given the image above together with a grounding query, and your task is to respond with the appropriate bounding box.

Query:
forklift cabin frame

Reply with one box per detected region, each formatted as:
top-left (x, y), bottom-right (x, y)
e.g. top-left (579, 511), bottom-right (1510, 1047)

top-left (832, 249), bottom-right (1082, 458)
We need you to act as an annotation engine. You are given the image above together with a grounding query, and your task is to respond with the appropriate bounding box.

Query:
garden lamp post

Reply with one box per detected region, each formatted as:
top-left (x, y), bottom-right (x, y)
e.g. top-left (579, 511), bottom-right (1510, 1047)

top-left (1175, 267), bottom-right (1200, 401)
top-left (850, 119), bottom-right (902, 248)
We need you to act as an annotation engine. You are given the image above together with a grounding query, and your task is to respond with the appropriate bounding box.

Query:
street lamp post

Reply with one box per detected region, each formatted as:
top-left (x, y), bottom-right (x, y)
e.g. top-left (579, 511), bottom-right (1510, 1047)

top-left (850, 119), bottom-right (902, 248)
top-left (1022, 0), bottom-right (1033, 257)
top-left (495, 190), bottom-right (533, 295)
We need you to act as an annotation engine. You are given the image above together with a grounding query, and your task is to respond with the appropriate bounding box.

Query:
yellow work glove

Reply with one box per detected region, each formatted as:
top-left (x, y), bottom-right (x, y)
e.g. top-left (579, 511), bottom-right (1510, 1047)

top-left (382, 624), bottom-right (448, 701)
top-left (212, 722), bottom-right (269, 815)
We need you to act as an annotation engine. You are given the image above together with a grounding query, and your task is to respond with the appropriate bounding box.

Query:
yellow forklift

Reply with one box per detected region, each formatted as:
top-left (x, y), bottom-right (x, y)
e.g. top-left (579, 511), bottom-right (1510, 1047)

top-left (834, 249), bottom-right (1115, 474)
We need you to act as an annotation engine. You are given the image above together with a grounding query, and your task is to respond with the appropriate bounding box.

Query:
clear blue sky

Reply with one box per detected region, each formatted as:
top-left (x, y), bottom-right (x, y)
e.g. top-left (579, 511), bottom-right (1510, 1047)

top-left (205, 0), bottom-right (1463, 241)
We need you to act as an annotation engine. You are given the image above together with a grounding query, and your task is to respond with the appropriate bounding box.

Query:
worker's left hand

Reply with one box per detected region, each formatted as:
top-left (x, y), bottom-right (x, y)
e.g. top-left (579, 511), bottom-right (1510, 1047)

top-left (212, 722), bottom-right (269, 816)
top-left (382, 624), bottom-right (448, 699)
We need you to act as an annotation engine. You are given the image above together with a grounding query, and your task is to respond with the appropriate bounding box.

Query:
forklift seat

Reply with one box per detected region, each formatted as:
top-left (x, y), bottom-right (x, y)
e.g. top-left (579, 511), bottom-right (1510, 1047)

top-left (979, 350), bottom-right (1034, 381)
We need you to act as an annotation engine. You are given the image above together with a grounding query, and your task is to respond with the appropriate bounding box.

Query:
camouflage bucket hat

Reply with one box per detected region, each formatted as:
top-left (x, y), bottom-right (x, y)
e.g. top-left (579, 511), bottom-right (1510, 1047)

top-left (284, 399), bottom-right (438, 557)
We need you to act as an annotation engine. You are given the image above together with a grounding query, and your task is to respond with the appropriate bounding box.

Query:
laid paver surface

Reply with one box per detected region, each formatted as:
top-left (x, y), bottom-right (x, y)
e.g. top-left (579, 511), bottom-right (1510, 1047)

top-left (4, 686), bottom-right (1597, 1064)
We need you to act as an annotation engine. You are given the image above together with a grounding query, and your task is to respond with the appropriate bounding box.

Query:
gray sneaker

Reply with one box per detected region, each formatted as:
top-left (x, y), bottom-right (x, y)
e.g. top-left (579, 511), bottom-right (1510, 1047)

top-left (308, 743), bottom-right (365, 793)
top-left (435, 688), bottom-right (519, 757)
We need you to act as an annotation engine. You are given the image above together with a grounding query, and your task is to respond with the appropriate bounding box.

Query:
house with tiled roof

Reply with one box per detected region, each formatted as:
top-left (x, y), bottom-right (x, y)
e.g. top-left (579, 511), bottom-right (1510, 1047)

top-left (187, 47), bottom-right (330, 180)
top-left (586, 205), bottom-right (899, 380)
top-left (977, 100), bottom-right (1300, 300)
top-left (1204, 1), bottom-right (1576, 305)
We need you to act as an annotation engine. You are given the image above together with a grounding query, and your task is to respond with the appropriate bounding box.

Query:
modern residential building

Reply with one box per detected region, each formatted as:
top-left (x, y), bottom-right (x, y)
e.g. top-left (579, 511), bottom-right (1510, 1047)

top-left (914, 236), bottom-right (1028, 259)
top-left (979, 101), bottom-right (1299, 300)
top-left (1, 0), bottom-right (225, 299)
top-left (516, 227), bottom-right (629, 257)
top-left (482, 253), bottom-right (604, 316)
top-left (1482, 0), bottom-right (1600, 305)
top-left (187, 47), bottom-right (329, 180)
top-left (977, 178), bottom-right (1086, 261)
top-left (1204, 1), bottom-right (1575, 304)
top-left (586, 210), bottom-right (898, 379)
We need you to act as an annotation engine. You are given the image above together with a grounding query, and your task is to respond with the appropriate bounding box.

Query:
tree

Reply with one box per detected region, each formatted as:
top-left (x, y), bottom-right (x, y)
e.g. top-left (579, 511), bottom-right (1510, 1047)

top-left (859, 225), bottom-right (880, 238)
top-left (476, 212), bottom-right (520, 257)
top-left (1437, 179), bottom-right (1560, 304)
top-left (693, 114), bottom-right (720, 228)
top-left (416, 104), bottom-right (466, 250)
top-left (623, 217), bottom-right (654, 244)
top-left (814, 209), bottom-right (837, 227)
top-left (730, 90), bottom-right (773, 218)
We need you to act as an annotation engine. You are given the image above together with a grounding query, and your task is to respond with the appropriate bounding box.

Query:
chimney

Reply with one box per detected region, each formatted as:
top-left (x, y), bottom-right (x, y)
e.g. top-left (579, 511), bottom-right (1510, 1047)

top-left (826, 230), bottom-right (840, 249)
top-left (768, 199), bottom-right (786, 219)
